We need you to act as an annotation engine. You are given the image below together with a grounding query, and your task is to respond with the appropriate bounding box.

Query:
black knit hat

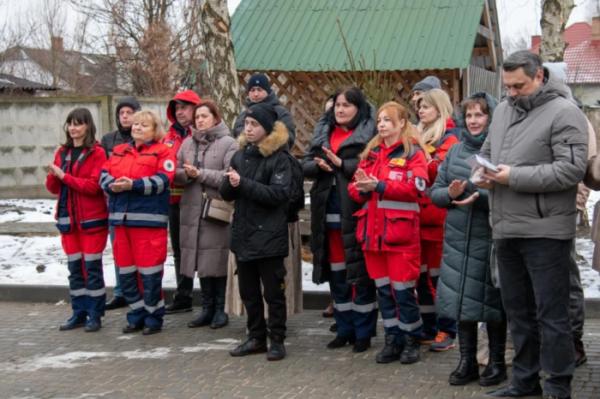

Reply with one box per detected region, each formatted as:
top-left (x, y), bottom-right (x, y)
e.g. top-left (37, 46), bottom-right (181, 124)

top-left (246, 73), bottom-right (272, 93)
top-left (246, 103), bottom-right (278, 134)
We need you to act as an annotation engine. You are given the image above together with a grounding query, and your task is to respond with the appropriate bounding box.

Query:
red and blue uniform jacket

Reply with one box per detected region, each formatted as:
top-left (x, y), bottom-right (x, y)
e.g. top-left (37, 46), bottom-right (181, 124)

top-left (162, 90), bottom-right (201, 204)
top-left (100, 141), bottom-right (176, 228)
top-left (45, 143), bottom-right (108, 233)
top-left (419, 119), bottom-right (460, 241)
top-left (348, 140), bottom-right (429, 253)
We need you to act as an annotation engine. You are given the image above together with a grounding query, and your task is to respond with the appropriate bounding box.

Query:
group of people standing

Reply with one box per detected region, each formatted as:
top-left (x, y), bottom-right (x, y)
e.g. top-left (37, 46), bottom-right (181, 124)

top-left (46, 50), bottom-right (593, 398)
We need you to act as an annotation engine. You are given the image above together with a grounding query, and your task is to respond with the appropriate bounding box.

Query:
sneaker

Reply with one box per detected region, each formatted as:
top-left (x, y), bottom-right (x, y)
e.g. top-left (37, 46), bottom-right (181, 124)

top-left (430, 331), bottom-right (456, 352)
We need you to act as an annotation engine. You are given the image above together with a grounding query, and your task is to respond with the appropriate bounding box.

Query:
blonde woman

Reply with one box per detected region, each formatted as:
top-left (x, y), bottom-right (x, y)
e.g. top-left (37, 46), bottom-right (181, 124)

top-left (100, 110), bottom-right (175, 335)
top-left (348, 102), bottom-right (429, 364)
top-left (416, 88), bottom-right (460, 351)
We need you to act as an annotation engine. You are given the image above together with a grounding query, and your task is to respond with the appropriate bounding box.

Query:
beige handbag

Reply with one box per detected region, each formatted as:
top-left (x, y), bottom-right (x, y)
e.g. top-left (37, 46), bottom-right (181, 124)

top-left (201, 193), bottom-right (233, 224)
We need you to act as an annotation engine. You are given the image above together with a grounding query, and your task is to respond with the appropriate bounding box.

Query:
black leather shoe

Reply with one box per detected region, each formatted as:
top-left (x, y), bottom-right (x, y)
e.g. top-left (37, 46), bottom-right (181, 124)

top-left (122, 324), bottom-right (143, 334)
top-left (105, 296), bottom-right (127, 310)
top-left (487, 384), bottom-right (543, 397)
top-left (400, 336), bottom-right (421, 364)
top-left (327, 335), bottom-right (354, 349)
top-left (352, 338), bottom-right (371, 353)
top-left (84, 318), bottom-right (101, 332)
top-left (230, 338), bottom-right (268, 357)
top-left (59, 316), bottom-right (86, 331)
top-left (267, 340), bottom-right (286, 361)
top-left (142, 326), bottom-right (162, 335)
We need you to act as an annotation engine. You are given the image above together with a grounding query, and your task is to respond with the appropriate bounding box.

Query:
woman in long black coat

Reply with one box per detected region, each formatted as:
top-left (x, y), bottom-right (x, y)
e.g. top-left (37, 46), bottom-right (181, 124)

top-left (430, 93), bottom-right (507, 387)
top-left (303, 87), bottom-right (377, 352)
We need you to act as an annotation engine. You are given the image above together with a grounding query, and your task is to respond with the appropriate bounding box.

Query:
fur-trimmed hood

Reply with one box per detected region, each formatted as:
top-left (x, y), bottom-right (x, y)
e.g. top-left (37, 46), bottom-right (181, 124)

top-left (237, 121), bottom-right (289, 157)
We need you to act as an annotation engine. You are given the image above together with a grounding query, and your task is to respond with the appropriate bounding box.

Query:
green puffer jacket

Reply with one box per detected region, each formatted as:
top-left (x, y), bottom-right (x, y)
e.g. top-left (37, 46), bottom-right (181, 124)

top-left (430, 93), bottom-right (504, 322)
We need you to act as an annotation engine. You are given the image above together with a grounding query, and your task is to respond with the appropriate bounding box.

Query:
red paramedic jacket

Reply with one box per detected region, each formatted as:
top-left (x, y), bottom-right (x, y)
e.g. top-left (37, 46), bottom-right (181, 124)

top-left (419, 118), bottom-right (459, 241)
top-left (100, 141), bottom-right (175, 228)
top-left (162, 90), bottom-right (201, 204)
top-left (348, 140), bottom-right (429, 253)
top-left (45, 143), bottom-right (108, 233)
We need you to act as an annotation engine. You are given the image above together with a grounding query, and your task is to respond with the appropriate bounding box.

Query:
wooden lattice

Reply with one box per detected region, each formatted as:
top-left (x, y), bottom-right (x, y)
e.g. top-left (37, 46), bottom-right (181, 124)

top-left (239, 69), bottom-right (460, 156)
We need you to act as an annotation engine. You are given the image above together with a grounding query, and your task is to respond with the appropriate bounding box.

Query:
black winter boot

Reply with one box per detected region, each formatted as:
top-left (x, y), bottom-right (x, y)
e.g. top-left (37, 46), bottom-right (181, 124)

top-left (210, 277), bottom-right (229, 329)
top-left (188, 278), bottom-right (215, 328)
top-left (449, 321), bottom-right (479, 385)
top-left (376, 334), bottom-right (403, 363)
top-left (400, 335), bottom-right (421, 364)
top-left (479, 320), bottom-right (507, 386)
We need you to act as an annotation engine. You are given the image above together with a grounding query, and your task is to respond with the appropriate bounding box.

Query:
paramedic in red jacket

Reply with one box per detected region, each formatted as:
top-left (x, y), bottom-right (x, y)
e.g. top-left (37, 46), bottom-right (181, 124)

top-left (162, 90), bottom-right (202, 314)
top-left (416, 88), bottom-right (460, 351)
top-left (100, 110), bottom-right (175, 335)
top-left (349, 102), bottom-right (428, 364)
top-left (46, 108), bottom-right (108, 332)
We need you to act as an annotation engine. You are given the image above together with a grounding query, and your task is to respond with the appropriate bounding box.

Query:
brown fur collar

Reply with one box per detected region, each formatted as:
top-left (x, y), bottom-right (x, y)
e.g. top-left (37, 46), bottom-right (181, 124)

top-left (237, 121), bottom-right (289, 157)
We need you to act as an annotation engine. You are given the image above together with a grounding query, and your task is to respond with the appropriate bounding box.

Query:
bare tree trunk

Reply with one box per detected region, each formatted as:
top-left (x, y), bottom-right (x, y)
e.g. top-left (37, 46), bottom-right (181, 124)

top-left (199, 0), bottom-right (241, 128)
top-left (540, 0), bottom-right (575, 62)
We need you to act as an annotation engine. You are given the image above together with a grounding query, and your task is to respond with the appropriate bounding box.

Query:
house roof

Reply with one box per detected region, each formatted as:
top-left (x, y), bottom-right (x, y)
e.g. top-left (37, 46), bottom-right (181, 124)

top-left (1, 46), bottom-right (120, 94)
top-left (530, 21), bottom-right (600, 84)
top-left (0, 73), bottom-right (58, 91)
top-left (564, 40), bottom-right (600, 84)
top-left (231, 0), bottom-right (485, 72)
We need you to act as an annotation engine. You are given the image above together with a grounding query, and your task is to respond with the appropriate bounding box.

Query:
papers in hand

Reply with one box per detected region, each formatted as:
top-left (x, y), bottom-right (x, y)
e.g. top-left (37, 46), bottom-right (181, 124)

top-left (467, 154), bottom-right (498, 173)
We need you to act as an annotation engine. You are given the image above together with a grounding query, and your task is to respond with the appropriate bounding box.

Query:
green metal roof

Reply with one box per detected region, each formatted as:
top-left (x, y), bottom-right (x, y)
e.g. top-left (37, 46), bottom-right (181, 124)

top-left (231, 0), bottom-right (485, 72)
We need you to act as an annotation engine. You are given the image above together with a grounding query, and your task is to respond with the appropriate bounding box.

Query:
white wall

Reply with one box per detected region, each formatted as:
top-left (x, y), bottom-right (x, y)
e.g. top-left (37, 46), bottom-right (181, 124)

top-left (0, 96), bottom-right (169, 198)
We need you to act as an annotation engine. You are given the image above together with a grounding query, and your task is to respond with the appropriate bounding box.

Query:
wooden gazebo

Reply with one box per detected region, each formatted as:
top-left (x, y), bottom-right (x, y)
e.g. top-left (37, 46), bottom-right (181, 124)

top-left (231, 0), bottom-right (502, 153)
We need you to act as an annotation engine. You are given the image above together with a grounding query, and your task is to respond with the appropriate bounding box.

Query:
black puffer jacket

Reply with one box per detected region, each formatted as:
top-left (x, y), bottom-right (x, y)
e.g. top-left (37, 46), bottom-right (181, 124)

top-left (303, 106), bottom-right (376, 284)
top-left (100, 96), bottom-right (141, 156)
top-left (220, 122), bottom-right (291, 262)
top-left (232, 92), bottom-right (296, 148)
top-left (430, 93), bottom-right (504, 322)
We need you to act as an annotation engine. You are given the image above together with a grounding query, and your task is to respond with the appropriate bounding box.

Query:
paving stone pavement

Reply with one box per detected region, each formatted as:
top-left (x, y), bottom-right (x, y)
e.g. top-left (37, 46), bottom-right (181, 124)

top-left (0, 302), bottom-right (598, 399)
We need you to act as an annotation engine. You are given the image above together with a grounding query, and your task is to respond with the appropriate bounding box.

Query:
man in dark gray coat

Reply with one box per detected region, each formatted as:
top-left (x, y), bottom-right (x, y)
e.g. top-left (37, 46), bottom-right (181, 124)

top-left (479, 51), bottom-right (588, 399)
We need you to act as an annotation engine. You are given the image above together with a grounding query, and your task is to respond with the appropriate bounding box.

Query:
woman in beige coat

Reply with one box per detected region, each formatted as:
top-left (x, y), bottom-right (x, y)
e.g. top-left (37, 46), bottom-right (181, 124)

top-left (176, 100), bottom-right (239, 329)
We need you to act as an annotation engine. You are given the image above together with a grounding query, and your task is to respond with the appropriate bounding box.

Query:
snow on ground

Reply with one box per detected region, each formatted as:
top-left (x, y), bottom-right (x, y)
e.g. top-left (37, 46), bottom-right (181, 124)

top-left (0, 199), bottom-right (55, 223)
top-left (0, 348), bottom-right (172, 372)
top-left (0, 196), bottom-right (599, 297)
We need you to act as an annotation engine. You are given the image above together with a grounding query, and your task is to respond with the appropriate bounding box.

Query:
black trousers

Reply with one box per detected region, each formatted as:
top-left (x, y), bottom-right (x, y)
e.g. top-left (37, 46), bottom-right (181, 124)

top-left (236, 256), bottom-right (287, 341)
top-left (168, 203), bottom-right (193, 299)
top-left (495, 238), bottom-right (574, 398)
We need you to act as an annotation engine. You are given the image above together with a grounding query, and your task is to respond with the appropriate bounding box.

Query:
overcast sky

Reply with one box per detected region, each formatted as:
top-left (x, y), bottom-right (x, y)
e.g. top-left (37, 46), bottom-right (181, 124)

top-left (1, 0), bottom-right (598, 51)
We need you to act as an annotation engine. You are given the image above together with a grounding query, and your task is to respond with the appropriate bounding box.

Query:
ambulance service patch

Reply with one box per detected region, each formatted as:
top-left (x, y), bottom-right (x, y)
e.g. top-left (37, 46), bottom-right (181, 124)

top-left (415, 177), bottom-right (426, 191)
top-left (164, 159), bottom-right (175, 172)
top-left (389, 158), bottom-right (406, 167)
